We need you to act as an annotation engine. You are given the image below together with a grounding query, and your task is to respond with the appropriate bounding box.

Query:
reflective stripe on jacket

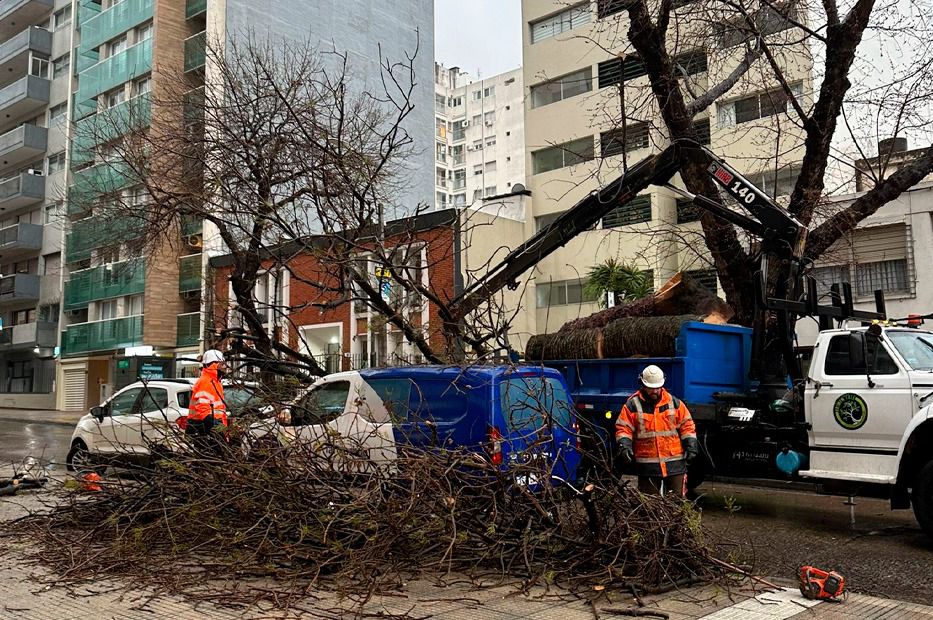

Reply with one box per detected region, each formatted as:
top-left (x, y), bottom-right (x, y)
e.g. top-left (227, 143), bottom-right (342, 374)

top-left (189, 366), bottom-right (228, 424)
top-left (615, 389), bottom-right (696, 477)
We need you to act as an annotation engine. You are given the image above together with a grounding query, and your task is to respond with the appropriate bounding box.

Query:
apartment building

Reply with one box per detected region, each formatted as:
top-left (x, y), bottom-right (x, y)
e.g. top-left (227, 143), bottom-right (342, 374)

top-left (56, 0), bottom-right (433, 410)
top-left (0, 0), bottom-right (71, 408)
top-left (433, 63), bottom-right (525, 210)
top-left (518, 0), bottom-right (813, 343)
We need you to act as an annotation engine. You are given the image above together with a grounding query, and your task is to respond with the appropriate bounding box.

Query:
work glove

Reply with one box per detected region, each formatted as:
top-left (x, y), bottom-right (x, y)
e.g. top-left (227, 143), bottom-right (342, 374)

top-left (682, 437), bottom-right (699, 464)
top-left (616, 437), bottom-right (634, 465)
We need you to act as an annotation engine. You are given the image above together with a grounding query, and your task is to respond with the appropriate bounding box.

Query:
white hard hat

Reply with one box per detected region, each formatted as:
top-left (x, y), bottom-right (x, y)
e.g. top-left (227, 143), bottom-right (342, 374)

top-left (640, 365), bottom-right (665, 389)
top-left (201, 349), bottom-right (225, 367)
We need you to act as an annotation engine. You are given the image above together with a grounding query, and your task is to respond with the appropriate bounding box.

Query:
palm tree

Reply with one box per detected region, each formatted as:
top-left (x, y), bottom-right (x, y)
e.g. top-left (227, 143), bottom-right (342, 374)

top-left (584, 258), bottom-right (653, 308)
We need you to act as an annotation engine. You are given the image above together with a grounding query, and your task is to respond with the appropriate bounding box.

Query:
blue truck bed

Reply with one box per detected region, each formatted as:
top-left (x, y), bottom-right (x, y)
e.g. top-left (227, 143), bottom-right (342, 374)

top-left (545, 321), bottom-right (753, 420)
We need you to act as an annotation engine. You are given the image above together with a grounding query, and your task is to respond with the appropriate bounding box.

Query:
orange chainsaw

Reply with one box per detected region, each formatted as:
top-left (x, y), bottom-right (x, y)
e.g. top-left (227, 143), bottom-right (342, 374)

top-left (798, 566), bottom-right (845, 601)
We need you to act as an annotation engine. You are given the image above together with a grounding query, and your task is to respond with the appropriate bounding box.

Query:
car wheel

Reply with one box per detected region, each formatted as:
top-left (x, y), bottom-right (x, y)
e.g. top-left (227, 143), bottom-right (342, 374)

top-left (912, 460), bottom-right (933, 539)
top-left (66, 439), bottom-right (103, 474)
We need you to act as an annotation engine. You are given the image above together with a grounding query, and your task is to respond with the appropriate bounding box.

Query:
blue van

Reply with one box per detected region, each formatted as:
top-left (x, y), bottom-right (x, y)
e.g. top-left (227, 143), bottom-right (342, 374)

top-left (250, 365), bottom-right (581, 485)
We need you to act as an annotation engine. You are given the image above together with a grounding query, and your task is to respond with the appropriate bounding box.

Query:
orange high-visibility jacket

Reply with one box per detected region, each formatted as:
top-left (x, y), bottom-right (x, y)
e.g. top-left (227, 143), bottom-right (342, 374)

top-left (615, 389), bottom-right (697, 477)
top-left (189, 366), bottom-right (228, 424)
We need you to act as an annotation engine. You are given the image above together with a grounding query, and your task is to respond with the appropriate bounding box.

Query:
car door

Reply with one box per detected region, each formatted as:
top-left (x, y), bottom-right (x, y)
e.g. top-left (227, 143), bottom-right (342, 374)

top-left (807, 333), bottom-right (913, 452)
top-left (343, 378), bottom-right (398, 468)
top-left (99, 387), bottom-right (143, 458)
top-left (135, 386), bottom-right (178, 451)
top-left (279, 380), bottom-right (353, 462)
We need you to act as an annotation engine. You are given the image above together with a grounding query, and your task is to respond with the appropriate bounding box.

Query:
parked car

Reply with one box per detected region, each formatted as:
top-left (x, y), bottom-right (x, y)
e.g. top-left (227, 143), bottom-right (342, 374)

top-left (66, 378), bottom-right (258, 471)
top-left (248, 366), bottom-right (581, 484)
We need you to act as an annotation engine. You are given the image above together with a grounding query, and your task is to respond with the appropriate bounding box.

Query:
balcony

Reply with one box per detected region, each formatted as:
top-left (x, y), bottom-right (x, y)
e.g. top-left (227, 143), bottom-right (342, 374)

top-left (62, 315), bottom-right (144, 356)
top-left (184, 30), bottom-right (205, 73)
top-left (0, 123), bottom-right (46, 168)
top-left (0, 0), bottom-right (53, 37)
top-left (0, 320), bottom-right (56, 350)
top-left (0, 26), bottom-right (50, 89)
top-left (176, 312), bottom-right (199, 347)
top-left (72, 94), bottom-right (150, 166)
top-left (67, 161), bottom-right (134, 214)
top-left (0, 74), bottom-right (49, 126)
top-left (65, 214), bottom-right (144, 263)
top-left (79, 0), bottom-right (152, 53)
top-left (63, 257), bottom-right (145, 311)
top-left (178, 253), bottom-right (201, 293)
top-left (185, 0), bottom-right (205, 19)
top-left (0, 221), bottom-right (41, 259)
top-left (0, 171), bottom-right (43, 210)
top-left (0, 273), bottom-right (39, 305)
top-left (75, 38), bottom-right (151, 103)
top-left (77, 0), bottom-right (101, 28)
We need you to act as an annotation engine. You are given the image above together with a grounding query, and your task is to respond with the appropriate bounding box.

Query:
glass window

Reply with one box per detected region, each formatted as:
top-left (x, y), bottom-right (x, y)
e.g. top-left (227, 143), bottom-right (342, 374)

top-left (52, 54), bottom-right (70, 79)
top-left (602, 195), bottom-right (652, 227)
top-left (499, 377), bottom-right (573, 434)
top-left (532, 137), bottom-right (595, 174)
top-left (108, 387), bottom-right (141, 416)
top-left (530, 4), bottom-right (592, 43)
top-left (367, 378), bottom-right (412, 422)
top-left (109, 36), bottom-right (128, 57)
top-left (177, 390), bottom-right (192, 409)
top-left (856, 259), bottom-right (909, 296)
top-left (600, 123), bottom-right (650, 157)
top-left (134, 76), bottom-right (151, 97)
top-left (825, 334), bottom-right (899, 375)
top-left (888, 331), bottom-right (933, 371)
top-left (30, 56), bottom-right (49, 79)
top-left (531, 68), bottom-right (593, 108)
top-left (48, 103), bottom-right (67, 124)
top-left (139, 388), bottom-right (169, 413)
top-left (292, 381), bottom-right (350, 425)
top-left (107, 88), bottom-right (126, 109)
top-left (53, 5), bottom-right (72, 31)
top-left (46, 151), bottom-right (66, 174)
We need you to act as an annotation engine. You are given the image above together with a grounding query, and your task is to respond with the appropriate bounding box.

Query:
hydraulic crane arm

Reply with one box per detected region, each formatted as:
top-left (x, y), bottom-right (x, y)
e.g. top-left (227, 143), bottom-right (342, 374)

top-left (448, 143), bottom-right (808, 321)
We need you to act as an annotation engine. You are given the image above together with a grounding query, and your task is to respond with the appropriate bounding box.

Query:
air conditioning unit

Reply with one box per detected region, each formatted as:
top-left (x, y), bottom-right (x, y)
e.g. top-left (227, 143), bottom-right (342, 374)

top-left (485, 121), bottom-right (494, 127)
top-left (461, 120), bottom-right (470, 128)
top-left (27, 168), bottom-right (43, 176)
top-left (466, 146), bottom-right (474, 151)
top-left (186, 234), bottom-right (203, 248)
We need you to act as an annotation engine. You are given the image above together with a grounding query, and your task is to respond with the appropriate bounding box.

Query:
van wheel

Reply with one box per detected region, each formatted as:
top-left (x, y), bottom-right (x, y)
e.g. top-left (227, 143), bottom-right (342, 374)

top-left (912, 460), bottom-right (933, 538)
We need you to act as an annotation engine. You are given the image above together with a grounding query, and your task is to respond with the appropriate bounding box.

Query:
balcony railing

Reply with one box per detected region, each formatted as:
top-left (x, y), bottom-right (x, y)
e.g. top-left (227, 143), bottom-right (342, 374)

top-left (77, 0), bottom-right (101, 28)
top-left (67, 161), bottom-right (135, 214)
top-left (62, 315), bottom-right (144, 356)
top-left (0, 171), bottom-right (43, 210)
top-left (0, 273), bottom-right (39, 304)
top-left (72, 93), bottom-right (150, 166)
top-left (79, 0), bottom-right (152, 52)
top-left (0, 74), bottom-right (49, 127)
top-left (0, 123), bottom-right (46, 167)
top-left (176, 312), bottom-right (199, 347)
top-left (63, 257), bottom-right (146, 310)
top-left (0, 0), bottom-right (53, 30)
top-left (0, 321), bottom-right (56, 349)
top-left (0, 221), bottom-right (41, 257)
top-left (184, 31), bottom-right (205, 73)
top-left (185, 0), bottom-right (205, 19)
top-left (178, 253), bottom-right (201, 293)
top-left (75, 38), bottom-right (151, 103)
top-left (65, 215), bottom-right (144, 263)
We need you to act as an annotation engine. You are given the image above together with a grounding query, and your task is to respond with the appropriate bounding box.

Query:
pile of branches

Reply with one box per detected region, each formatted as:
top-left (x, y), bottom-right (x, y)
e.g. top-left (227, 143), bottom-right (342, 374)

top-left (12, 426), bottom-right (722, 610)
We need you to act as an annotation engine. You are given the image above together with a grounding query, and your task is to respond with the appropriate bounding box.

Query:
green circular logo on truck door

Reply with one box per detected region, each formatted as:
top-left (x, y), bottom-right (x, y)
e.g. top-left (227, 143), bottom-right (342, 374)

top-left (833, 393), bottom-right (868, 430)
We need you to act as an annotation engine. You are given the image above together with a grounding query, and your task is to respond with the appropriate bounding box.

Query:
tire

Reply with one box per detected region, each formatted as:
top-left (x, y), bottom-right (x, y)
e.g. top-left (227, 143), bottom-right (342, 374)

top-left (66, 439), bottom-right (103, 474)
top-left (912, 460), bottom-right (933, 538)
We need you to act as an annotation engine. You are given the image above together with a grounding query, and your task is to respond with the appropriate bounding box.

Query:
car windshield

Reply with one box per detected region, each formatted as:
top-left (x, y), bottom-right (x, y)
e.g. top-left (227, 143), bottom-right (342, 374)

top-left (224, 386), bottom-right (260, 413)
top-left (887, 331), bottom-right (933, 371)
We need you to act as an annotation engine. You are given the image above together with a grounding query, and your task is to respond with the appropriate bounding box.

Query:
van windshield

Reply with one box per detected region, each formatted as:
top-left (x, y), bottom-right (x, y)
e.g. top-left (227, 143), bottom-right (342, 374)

top-left (499, 376), bottom-right (573, 433)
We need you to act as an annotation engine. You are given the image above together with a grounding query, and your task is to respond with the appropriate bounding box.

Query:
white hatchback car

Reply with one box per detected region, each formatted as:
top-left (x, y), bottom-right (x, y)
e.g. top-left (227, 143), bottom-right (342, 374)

top-left (67, 379), bottom-right (259, 470)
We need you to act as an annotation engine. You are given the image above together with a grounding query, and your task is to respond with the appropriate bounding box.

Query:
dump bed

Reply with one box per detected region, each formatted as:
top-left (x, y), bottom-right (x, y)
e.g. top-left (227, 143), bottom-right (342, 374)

top-left (545, 321), bottom-right (753, 421)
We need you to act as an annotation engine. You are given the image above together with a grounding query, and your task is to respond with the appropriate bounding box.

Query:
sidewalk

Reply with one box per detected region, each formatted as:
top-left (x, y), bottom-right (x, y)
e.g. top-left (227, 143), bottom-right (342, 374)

top-left (2, 490), bottom-right (933, 619)
top-left (0, 408), bottom-right (83, 427)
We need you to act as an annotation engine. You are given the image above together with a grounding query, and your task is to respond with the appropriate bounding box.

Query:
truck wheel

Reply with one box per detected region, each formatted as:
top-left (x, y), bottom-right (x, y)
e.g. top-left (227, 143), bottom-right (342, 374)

top-left (911, 460), bottom-right (933, 538)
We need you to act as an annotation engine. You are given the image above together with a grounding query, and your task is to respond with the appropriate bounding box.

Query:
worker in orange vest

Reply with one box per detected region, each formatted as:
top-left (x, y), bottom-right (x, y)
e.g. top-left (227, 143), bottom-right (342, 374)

top-left (615, 365), bottom-right (698, 497)
top-left (187, 348), bottom-right (228, 450)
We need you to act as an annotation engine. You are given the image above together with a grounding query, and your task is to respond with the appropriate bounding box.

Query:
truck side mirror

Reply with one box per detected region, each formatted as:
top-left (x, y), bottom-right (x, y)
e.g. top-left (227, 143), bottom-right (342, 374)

top-left (848, 332), bottom-right (866, 371)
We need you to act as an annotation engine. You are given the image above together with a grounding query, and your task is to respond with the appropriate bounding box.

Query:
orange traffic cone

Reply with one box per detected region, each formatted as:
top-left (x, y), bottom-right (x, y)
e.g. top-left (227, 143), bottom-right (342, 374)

top-left (81, 472), bottom-right (102, 492)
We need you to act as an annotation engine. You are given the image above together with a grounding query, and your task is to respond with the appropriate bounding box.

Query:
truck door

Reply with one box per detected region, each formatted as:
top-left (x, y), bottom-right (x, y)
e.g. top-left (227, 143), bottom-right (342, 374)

top-left (807, 332), bottom-right (913, 452)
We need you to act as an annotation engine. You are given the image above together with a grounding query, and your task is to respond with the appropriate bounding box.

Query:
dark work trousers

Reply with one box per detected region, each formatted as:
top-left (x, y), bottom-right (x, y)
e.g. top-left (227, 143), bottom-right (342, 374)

top-left (185, 416), bottom-right (225, 456)
top-left (637, 473), bottom-right (687, 498)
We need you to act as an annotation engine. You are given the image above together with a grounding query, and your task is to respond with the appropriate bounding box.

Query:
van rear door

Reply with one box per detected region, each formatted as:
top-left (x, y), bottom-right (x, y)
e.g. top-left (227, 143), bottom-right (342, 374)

top-left (496, 372), bottom-right (579, 484)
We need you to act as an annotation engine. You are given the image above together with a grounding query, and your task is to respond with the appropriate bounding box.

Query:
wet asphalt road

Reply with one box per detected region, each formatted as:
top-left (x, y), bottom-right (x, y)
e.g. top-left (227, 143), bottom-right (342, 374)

top-left (699, 480), bottom-right (933, 605)
top-left (0, 419), bottom-right (72, 470)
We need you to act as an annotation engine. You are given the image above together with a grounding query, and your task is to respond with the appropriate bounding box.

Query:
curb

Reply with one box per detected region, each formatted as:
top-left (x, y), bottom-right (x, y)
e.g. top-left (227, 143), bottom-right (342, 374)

top-left (0, 416), bottom-right (79, 428)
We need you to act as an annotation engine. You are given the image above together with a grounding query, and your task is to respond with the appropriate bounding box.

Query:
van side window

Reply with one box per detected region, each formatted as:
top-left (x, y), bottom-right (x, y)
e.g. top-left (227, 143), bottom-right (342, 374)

top-left (293, 381), bottom-right (351, 425)
top-left (825, 335), bottom-right (899, 376)
top-left (408, 379), bottom-right (468, 425)
top-left (367, 379), bottom-right (412, 423)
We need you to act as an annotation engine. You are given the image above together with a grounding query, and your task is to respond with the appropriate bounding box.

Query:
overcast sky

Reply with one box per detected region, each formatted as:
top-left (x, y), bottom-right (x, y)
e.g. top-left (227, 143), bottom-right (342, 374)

top-left (434, 0), bottom-right (523, 77)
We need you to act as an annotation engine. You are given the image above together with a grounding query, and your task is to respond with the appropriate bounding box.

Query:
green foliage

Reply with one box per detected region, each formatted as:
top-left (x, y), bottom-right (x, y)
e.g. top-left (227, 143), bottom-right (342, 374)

top-left (584, 258), bottom-right (653, 308)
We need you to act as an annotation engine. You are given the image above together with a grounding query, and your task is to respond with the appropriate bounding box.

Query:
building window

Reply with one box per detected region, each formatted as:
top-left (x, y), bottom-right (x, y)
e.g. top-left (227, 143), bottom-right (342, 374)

top-left (857, 260), bottom-right (910, 297)
top-left (12, 308), bottom-right (36, 325)
top-left (599, 51), bottom-right (707, 89)
top-left (531, 3), bottom-right (591, 43)
top-left (485, 136), bottom-right (496, 147)
top-left (532, 137), bottom-right (595, 174)
top-left (602, 195), bottom-right (652, 227)
top-left (484, 186), bottom-right (497, 197)
top-left (453, 194), bottom-right (466, 207)
top-left (127, 294), bottom-right (144, 316)
top-left (484, 86), bottom-right (495, 98)
top-left (46, 151), bottom-right (66, 175)
top-left (30, 56), bottom-right (49, 79)
top-left (535, 212), bottom-right (564, 232)
top-left (109, 35), bottom-right (128, 57)
top-left (435, 93), bottom-right (445, 109)
top-left (136, 22), bottom-right (153, 43)
top-left (685, 269), bottom-right (718, 294)
top-left (597, 0), bottom-right (634, 19)
top-left (39, 303), bottom-right (59, 323)
top-left (484, 111), bottom-right (495, 124)
top-left (435, 141), bottom-right (447, 163)
top-left (99, 299), bottom-right (118, 321)
top-left (435, 117), bottom-right (446, 139)
top-left (693, 118), bottom-right (711, 145)
top-left (473, 189), bottom-right (483, 202)
top-left (811, 264), bottom-right (849, 298)
top-left (676, 198), bottom-right (700, 223)
top-left (44, 202), bottom-right (61, 224)
top-left (536, 279), bottom-right (599, 308)
top-left (452, 169), bottom-right (466, 189)
top-left (133, 76), bottom-right (151, 97)
top-left (436, 192), bottom-right (448, 208)
top-left (53, 5), bottom-right (72, 31)
top-left (717, 3), bottom-right (797, 48)
top-left (106, 88), bottom-right (126, 109)
top-left (600, 123), bottom-right (650, 157)
top-left (472, 139), bottom-right (483, 151)
top-left (485, 161), bottom-right (497, 173)
top-left (472, 90), bottom-right (482, 101)
top-left (745, 166), bottom-right (801, 198)
top-left (52, 53), bottom-right (70, 79)
top-left (48, 103), bottom-right (67, 125)
top-left (448, 95), bottom-right (462, 107)
top-left (473, 164), bottom-right (483, 176)
top-left (451, 145), bottom-right (464, 165)
top-left (814, 223), bottom-right (912, 299)
top-left (435, 167), bottom-right (447, 188)
top-left (718, 83), bottom-right (803, 127)
top-left (531, 67), bottom-right (593, 108)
